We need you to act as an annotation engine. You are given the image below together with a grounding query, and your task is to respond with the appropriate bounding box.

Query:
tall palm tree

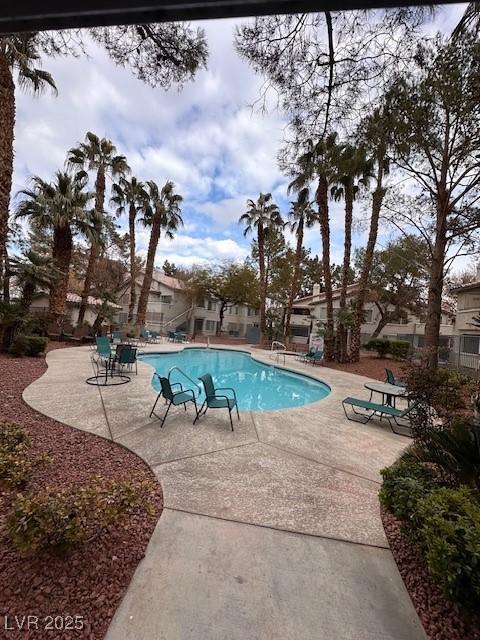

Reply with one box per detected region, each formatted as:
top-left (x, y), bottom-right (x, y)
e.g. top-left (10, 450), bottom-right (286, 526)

top-left (67, 132), bottom-right (129, 325)
top-left (239, 193), bottom-right (283, 341)
top-left (0, 34), bottom-right (56, 301)
top-left (283, 188), bottom-right (316, 340)
top-left (111, 176), bottom-right (148, 323)
top-left (10, 250), bottom-right (59, 312)
top-left (15, 172), bottom-right (96, 325)
top-left (331, 145), bottom-right (374, 362)
top-left (136, 180), bottom-right (184, 328)
top-left (350, 107), bottom-right (391, 363)
top-left (290, 133), bottom-right (340, 361)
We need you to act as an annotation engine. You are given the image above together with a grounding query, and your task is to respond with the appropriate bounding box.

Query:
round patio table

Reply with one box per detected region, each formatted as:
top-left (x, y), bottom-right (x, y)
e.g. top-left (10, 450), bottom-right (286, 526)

top-left (364, 381), bottom-right (407, 407)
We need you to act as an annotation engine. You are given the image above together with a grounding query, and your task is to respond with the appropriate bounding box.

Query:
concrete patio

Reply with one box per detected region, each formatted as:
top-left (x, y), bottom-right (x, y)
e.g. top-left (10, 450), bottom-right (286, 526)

top-left (23, 343), bottom-right (426, 640)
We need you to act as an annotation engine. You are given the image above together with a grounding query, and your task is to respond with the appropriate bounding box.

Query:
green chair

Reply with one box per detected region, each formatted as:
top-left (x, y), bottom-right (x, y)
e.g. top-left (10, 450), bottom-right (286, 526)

top-left (306, 349), bottom-right (323, 365)
top-left (114, 344), bottom-right (138, 375)
top-left (92, 336), bottom-right (113, 369)
top-left (194, 373), bottom-right (239, 431)
top-left (342, 396), bottom-right (417, 436)
top-left (385, 368), bottom-right (406, 387)
top-left (167, 331), bottom-right (176, 342)
top-left (150, 330), bottom-right (159, 343)
top-left (150, 375), bottom-right (198, 427)
top-left (112, 330), bottom-right (122, 343)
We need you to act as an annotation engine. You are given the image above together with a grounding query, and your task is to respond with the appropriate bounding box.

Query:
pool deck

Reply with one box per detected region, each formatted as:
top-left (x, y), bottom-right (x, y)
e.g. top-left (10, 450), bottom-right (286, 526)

top-left (23, 343), bottom-right (426, 640)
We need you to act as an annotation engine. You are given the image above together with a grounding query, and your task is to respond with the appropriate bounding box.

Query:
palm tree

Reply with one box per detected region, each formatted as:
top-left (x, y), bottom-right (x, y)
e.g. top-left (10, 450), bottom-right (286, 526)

top-left (10, 250), bottom-right (59, 312)
top-left (239, 193), bottom-right (283, 341)
top-left (452, 3), bottom-right (480, 39)
top-left (0, 34), bottom-right (56, 301)
top-left (290, 133), bottom-right (340, 361)
top-left (15, 172), bottom-right (96, 325)
top-left (111, 176), bottom-right (148, 323)
top-left (67, 132), bottom-right (129, 325)
top-left (349, 107), bottom-right (391, 363)
top-left (331, 145), bottom-right (374, 362)
top-left (283, 188), bottom-right (316, 341)
top-left (136, 180), bottom-right (184, 328)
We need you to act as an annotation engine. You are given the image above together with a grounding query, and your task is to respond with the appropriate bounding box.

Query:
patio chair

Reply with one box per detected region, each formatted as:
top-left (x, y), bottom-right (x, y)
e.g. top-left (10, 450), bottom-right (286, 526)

top-left (114, 344), bottom-right (138, 375)
top-left (306, 349), bottom-right (323, 365)
top-left (342, 396), bottom-right (418, 436)
top-left (150, 330), bottom-right (159, 343)
top-left (149, 375), bottom-right (198, 427)
top-left (298, 347), bottom-right (315, 362)
top-left (167, 330), bottom-right (176, 342)
top-left (194, 373), bottom-right (239, 431)
top-left (112, 330), bottom-right (122, 343)
top-left (140, 327), bottom-right (151, 343)
top-left (91, 336), bottom-right (113, 368)
top-left (385, 368), bottom-right (406, 387)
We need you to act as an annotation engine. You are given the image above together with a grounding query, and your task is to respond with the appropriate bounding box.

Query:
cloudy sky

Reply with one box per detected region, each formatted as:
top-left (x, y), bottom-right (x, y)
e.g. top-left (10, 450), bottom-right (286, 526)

top-left (14, 4), bottom-right (468, 271)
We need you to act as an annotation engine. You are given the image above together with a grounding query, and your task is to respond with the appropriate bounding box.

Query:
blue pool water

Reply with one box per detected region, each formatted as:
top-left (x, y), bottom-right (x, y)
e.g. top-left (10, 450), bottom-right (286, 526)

top-left (141, 348), bottom-right (330, 411)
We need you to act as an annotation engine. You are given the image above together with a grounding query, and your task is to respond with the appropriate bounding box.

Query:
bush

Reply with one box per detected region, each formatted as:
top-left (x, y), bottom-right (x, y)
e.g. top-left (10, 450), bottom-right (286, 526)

top-left (7, 479), bottom-right (153, 555)
top-left (25, 335), bottom-right (48, 356)
top-left (388, 340), bottom-right (410, 360)
top-left (0, 421), bottom-right (37, 487)
top-left (365, 338), bottom-right (391, 357)
top-left (416, 486), bottom-right (480, 607)
top-left (25, 312), bottom-right (50, 337)
top-left (8, 334), bottom-right (29, 356)
top-left (380, 457), bottom-right (439, 524)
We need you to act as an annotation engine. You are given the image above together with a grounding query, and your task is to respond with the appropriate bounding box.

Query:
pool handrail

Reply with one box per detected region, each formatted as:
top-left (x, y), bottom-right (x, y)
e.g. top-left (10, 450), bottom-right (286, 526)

top-left (168, 366), bottom-right (203, 395)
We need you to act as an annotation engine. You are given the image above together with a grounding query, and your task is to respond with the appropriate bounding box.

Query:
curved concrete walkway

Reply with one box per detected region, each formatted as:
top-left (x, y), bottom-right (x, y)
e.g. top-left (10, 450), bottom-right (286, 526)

top-left (23, 344), bottom-right (425, 640)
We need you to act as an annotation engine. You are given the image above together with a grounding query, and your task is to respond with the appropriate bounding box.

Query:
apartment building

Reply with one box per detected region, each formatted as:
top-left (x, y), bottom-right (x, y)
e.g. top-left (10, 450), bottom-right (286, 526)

top-left (115, 270), bottom-right (260, 338)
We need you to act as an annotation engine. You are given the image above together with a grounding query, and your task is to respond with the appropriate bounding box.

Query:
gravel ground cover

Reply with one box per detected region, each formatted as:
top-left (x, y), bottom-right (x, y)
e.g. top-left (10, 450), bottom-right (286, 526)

top-left (0, 351), bottom-right (163, 640)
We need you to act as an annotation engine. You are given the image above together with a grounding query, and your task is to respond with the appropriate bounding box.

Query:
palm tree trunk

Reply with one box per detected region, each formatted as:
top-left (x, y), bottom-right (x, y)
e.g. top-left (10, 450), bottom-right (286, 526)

top-left (127, 203), bottom-right (137, 323)
top-left (284, 218), bottom-right (304, 341)
top-left (217, 301), bottom-right (227, 335)
top-left (0, 53), bottom-right (15, 302)
top-left (317, 176), bottom-right (335, 361)
top-left (337, 182), bottom-right (353, 362)
top-left (136, 215), bottom-right (161, 328)
top-left (50, 227), bottom-right (73, 327)
top-left (78, 168), bottom-right (105, 325)
top-left (350, 158), bottom-right (386, 362)
top-left (257, 225), bottom-right (267, 342)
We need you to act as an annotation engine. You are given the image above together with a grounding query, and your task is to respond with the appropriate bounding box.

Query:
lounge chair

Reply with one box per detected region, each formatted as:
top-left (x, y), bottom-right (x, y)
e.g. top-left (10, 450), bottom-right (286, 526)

top-left (306, 349), bottom-right (323, 365)
top-left (194, 373), bottom-right (239, 431)
top-left (385, 368), bottom-right (406, 387)
top-left (342, 396), bottom-right (417, 436)
top-left (149, 375), bottom-right (198, 427)
top-left (297, 347), bottom-right (315, 362)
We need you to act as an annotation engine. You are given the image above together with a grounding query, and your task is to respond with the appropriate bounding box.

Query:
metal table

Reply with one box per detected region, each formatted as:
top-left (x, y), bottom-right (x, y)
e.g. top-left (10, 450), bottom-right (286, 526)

top-left (364, 382), bottom-right (407, 407)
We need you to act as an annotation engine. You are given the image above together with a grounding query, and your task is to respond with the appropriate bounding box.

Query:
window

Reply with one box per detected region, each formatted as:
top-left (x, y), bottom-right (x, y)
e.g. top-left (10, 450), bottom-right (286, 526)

top-left (247, 307), bottom-right (259, 316)
top-left (462, 335), bottom-right (480, 354)
top-left (205, 320), bottom-right (216, 331)
top-left (363, 308), bottom-right (373, 323)
top-left (230, 306), bottom-right (238, 315)
top-left (292, 307), bottom-right (310, 316)
top-left (160, 295), bottom-right (172, 304)
top-left (118, 313), bottom-right (127, 324)
top-left (207, 300), bottom-right (216, 311)
top-left (145, 311), bottom-right (164, 323)
top-left (458, 293), bottom-right (480, 310)
top-left (290, 325), bottom-right (309, 337)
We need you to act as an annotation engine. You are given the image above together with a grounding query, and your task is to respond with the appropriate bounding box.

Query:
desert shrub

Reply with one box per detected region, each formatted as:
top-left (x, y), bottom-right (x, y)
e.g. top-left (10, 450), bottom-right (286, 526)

top-left (0, 421), bottom-right (37, 487)
top-left (380, 457), bottom-right (439, 524)
top-left (25, 335), bottom-right (48, 356)
top-left (365, 338), bottom-right (391, 358)
top-left (388, 340), bottom-right (410, 360)
top-left (25, 312), bottom-right (50, 337)
top-left (416, 486), bottom-right (480, 607)
top-left (8, 334), bottom-right (29, 356)
top-left (7, 479), bottom-right (154, 555)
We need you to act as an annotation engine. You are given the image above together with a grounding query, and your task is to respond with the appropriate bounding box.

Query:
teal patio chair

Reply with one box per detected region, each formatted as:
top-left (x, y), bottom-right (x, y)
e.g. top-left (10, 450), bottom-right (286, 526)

top-left (306, 349), bottom-right (323, 365)
top-left (385, 368), bottom-right (406, 387)
top-left (342, 396), bottom-right (417, 436)
top-left (194, 373), bottom-right (239, 431)
top-left (112, 330), bottom-right (122, 343)
top-left (114, 344), bottom-right (138, 375)
top-left (150, 330), bottom-right (159, 343)
top-left (150, 375), bottom-right (198, 427)
top-left (167, 331), bottom-right (176, 342)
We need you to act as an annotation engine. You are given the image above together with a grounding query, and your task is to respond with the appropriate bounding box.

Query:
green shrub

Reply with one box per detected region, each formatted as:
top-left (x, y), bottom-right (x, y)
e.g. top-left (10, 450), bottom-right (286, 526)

top-left (25, 312), bottom-right (50, 337)
top-left (380, 457), bottom-right (439, 524)
top-left (7, 479), bottom-right (153, 555)
top-left (365, 338), bottom-right (391, 357)
top-left (25, 335), bottom-right (48, 356)
top-left (8, 334), bottom-right (29, 356)
top-left (388, 339), bottom-right (410, 360)
top-left (416, 486), bottom-right (480, 607)
top-left (0, 421), bottom-right (37, 487)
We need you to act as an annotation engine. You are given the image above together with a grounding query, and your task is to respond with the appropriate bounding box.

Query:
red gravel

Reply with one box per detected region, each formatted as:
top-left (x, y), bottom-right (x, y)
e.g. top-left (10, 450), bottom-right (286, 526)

top-left (0, 351), bottom-right (163, 639)
top-left (382, 510), bottom-right (480, 640)
top-left (323, 353), bottom-right (406, 381)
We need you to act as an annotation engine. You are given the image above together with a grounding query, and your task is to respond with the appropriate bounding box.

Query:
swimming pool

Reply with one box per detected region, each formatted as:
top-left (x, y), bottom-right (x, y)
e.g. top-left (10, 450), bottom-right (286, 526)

top-left (141, 348), bottom-right (330, 411)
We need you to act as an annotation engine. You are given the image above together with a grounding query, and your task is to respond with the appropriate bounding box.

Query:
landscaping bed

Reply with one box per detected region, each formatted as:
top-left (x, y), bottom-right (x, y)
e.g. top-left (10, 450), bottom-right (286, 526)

top-left (323, 353), bottom-right (405, 381)
top-left (382, 510), bottom-right (480, 640)
top-left (0, 351), bottom-right (163, 639)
